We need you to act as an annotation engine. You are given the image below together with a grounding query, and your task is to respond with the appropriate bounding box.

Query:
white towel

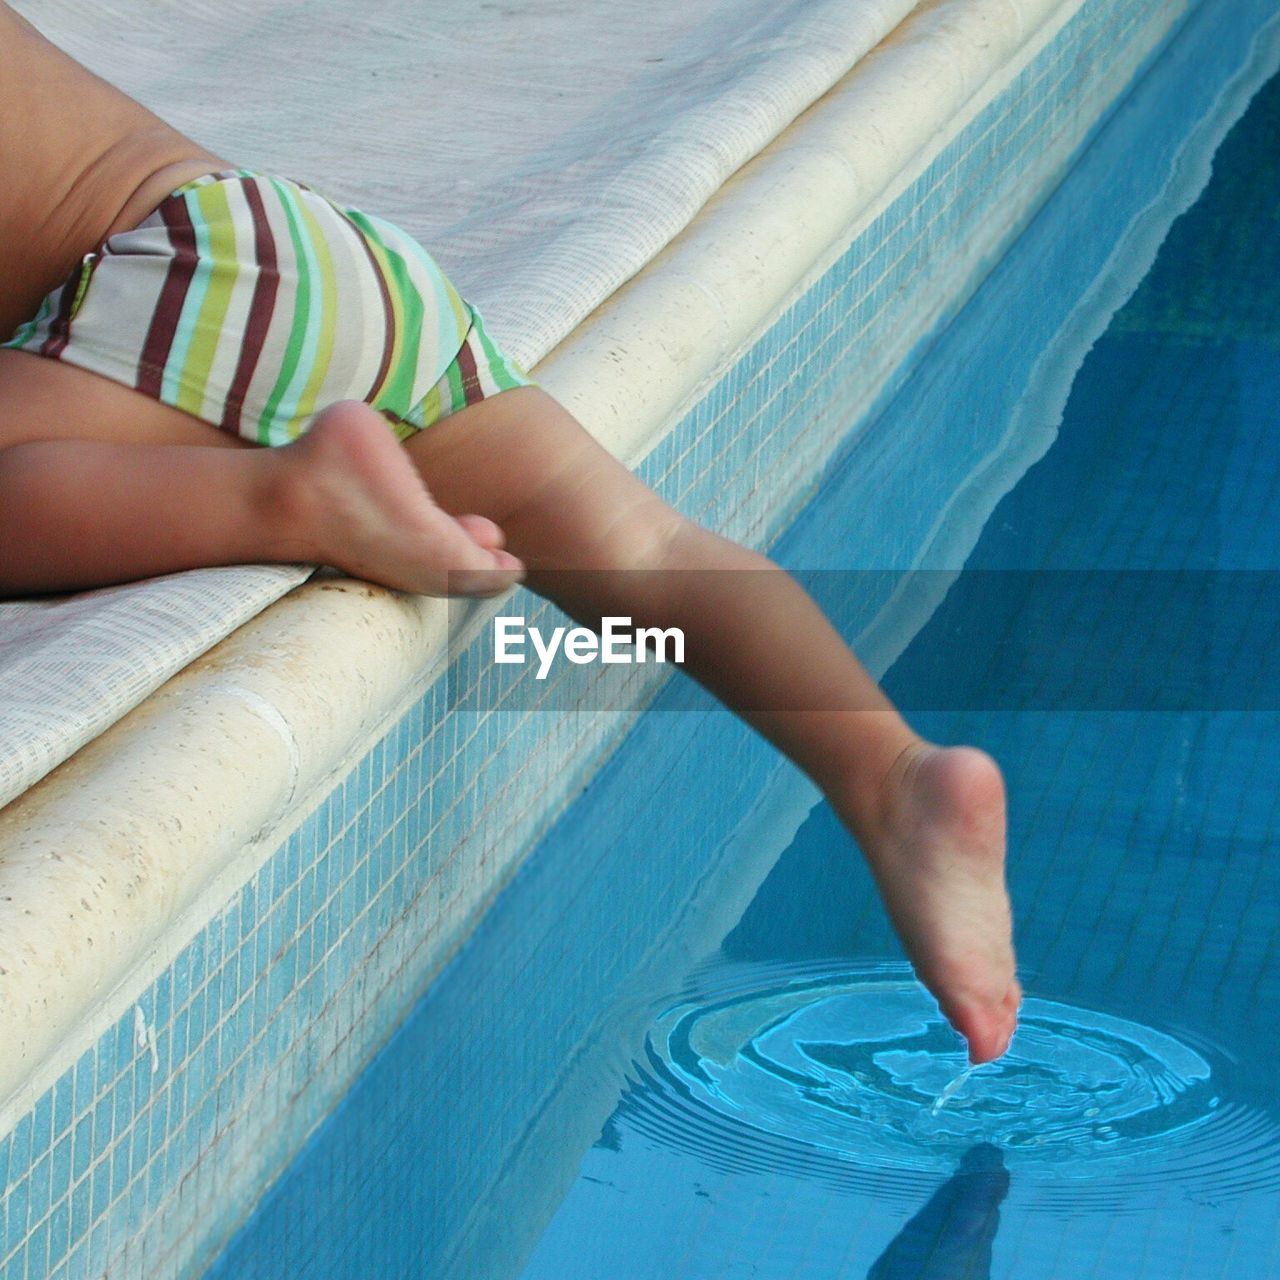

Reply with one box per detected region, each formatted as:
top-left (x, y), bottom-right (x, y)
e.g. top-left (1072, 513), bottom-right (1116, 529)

top-left (0, 0), bottom-right (918, 808)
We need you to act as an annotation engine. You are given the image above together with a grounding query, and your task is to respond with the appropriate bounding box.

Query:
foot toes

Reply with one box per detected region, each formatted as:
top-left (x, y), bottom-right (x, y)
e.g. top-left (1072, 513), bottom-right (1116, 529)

top-left (456, 513), bottom-right (507, 550)
top-left (490, 549), bottom-right (524, 573)
top-left (448, 557), bottom-right (525, 597)
top-left (963, 989), bottom-right (1021, 1064)
top-left (965, 1019), bottom-right (1011, 1065)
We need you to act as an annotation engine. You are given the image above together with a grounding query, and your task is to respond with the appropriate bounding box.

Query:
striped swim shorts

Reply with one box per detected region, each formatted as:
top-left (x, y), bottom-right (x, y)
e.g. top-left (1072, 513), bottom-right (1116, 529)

top-left (1, 169), bottom-right (536, 446)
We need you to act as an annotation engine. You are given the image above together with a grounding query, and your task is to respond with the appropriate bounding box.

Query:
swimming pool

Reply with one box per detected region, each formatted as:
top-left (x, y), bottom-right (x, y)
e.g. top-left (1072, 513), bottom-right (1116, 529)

top-left (201, 3), bottom-right (1280, 1277)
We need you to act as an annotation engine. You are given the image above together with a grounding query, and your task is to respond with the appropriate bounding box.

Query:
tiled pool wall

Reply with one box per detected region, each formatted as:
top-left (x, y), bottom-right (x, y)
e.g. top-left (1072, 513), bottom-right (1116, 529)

top-left (0, 1), bottom-right (1199, 1276)
top-left (212, 1), bottom-right (1280, 1272)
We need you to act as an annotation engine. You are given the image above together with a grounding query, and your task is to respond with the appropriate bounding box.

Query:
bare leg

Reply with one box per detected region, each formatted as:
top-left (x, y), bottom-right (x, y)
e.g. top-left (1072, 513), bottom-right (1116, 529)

top-left (406, 387), bottom-right (1022, 1062)
top-left (0, 354), bottom-right (522, 596)
top-left (0, 353), bottom-right (1018, 1060)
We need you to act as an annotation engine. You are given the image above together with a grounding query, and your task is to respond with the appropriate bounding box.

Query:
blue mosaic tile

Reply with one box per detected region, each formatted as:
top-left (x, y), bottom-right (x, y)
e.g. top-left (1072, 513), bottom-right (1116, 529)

top-left (24, 1225), bottom-right (47, 1280)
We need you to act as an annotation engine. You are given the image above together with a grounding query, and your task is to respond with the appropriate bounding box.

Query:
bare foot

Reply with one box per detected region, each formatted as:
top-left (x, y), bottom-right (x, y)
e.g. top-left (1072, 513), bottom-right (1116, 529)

top-left (280, 401), bottom-right (524, 596)
top-left (845, 742), bottom-right (1021, 1064)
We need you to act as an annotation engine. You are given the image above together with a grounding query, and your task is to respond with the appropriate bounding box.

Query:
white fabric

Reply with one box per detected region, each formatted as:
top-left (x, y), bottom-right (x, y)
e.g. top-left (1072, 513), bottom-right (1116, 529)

top-left (18, 0), bottom-right (917, 369)
top-left (0, 0), bottom-right (917, 808)
top-left (0, 568), bottom-right (309, 811)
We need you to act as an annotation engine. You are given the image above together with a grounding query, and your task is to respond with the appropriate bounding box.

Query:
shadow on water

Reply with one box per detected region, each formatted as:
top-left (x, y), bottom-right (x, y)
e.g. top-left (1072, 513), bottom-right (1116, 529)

top-left (867, 1145), bottom-right (1010, 1280)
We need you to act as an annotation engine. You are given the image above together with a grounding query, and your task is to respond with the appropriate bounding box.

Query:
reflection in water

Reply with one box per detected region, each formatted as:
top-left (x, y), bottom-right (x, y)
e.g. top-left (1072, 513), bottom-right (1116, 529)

top-left (867, 1145), bottom-right (1009, 1280)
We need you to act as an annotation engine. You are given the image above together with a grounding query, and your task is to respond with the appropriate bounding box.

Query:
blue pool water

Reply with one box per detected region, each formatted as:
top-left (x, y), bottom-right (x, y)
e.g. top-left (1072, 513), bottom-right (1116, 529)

top-left (209, 13), bottom-right (1280, 1280)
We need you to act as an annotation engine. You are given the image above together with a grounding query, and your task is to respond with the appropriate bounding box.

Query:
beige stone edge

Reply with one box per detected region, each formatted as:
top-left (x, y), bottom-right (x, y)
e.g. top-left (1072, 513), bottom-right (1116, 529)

top-left (0, 0), bottom-right (1102, 1134)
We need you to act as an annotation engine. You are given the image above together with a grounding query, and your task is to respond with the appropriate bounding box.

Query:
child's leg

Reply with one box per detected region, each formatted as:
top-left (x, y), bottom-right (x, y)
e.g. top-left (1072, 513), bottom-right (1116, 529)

top-left (0, 354), bottom-right (1018, 1060)
top-left (406, 386), bottom-right (1021, 1063)
top-left (0, 352), bottom-right (522, 596)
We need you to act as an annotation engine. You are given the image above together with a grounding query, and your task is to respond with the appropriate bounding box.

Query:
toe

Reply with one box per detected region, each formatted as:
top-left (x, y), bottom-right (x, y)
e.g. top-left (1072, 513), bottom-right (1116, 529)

top-left (964, 1018), bottom-right (1008, 1066)
top-left (961, 984), bottom-right (1021, 1064)
top-left (448, 555), bottom-right (525, 596)
top-left (456, 514), bottom-right (507, 550)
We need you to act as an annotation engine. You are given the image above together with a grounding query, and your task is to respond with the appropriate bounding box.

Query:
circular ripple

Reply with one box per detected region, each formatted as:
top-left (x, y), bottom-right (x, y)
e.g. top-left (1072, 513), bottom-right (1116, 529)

top-left (631, 962), bottom-right (1280, 1202)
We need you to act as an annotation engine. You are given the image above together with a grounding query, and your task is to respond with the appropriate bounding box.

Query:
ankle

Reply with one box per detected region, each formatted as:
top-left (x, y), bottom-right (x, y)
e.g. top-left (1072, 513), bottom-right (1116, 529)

top-left (814, 716), bottom-right (926, 832)
top-left (253, 440), bottom-right (328, 565)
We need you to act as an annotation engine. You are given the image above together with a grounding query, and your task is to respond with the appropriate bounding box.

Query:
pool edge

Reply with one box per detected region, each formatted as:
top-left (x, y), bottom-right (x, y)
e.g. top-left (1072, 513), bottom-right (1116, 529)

top-left (0, 1), bottom-right (1216, 1276)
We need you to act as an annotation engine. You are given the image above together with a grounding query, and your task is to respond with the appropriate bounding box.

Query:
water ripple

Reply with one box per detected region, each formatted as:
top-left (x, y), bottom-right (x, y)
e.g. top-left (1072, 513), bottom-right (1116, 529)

top-left (625, 962), bottom-right (1280, 1209)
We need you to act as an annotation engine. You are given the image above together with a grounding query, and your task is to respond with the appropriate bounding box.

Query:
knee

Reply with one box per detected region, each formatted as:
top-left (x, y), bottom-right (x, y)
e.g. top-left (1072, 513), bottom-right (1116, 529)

top-left (499, 447), bottom-right (691, 575)
top-left (514, 483), bottom-right (697, 620)
top-left (591, 498), bottom-right (693, 575)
